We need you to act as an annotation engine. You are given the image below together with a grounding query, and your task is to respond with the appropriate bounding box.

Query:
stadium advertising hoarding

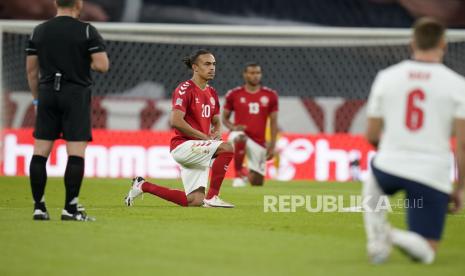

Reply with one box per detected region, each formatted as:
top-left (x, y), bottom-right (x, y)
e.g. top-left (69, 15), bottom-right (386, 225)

top-left (1, 129), bottom-right (375, 181)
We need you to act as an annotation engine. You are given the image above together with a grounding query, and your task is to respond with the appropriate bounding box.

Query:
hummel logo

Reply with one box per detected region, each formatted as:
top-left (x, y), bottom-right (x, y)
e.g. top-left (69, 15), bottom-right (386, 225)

top-left (224, 165), bottom-right (229, 171)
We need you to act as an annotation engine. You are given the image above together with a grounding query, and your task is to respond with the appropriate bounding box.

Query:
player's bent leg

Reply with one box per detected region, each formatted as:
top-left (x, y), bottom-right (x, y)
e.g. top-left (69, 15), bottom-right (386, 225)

top-left (362, 171), bottom-right (392, 264)
top-left (249, 170), bottom-right (264, 186)
top-left (393, 181), bottom-right (449, 264)
top-left (244, 139), bottom-right (266, 186)
top-left (232, 134), bottom-right (249, 187)
top-left (232, 135), bottom-right (249, 188)
top-left (390, 229), bottom-right (435, 264)
top-left (125, 176), bottom-right (188, 207)
top-left (61, 141), bottom-right (95, 221)
top-left (214, 141), bottom-right (234, 156)
top-left (202, 142), bottom-right (235, 207)
top-left (30, 139), bottom-right (54, 221)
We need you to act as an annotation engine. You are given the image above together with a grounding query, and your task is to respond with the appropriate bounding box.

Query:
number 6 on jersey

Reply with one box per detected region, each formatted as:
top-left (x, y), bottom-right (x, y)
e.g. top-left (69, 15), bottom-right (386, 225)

top-left (405, 89), bottom-right (425, 131)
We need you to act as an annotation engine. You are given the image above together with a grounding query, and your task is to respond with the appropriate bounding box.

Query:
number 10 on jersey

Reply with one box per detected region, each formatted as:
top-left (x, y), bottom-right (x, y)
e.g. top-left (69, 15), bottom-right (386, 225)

top-left (201, 104), bottom-right (211, 118)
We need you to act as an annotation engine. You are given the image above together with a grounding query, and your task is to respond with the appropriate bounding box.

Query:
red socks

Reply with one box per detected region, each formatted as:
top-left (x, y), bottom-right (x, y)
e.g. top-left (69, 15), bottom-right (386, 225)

top-left (141, 182), bottom-right (188, 207)
top-left (206, 152), bottom-right (233, 199)
top-left (234, 141), bottom-right (246, 178)
top-left (141, 152), bottom-right (233, 204)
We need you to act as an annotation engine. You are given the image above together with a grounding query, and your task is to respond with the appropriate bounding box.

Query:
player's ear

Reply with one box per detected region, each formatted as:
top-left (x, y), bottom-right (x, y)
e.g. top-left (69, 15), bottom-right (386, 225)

top-left (76, 0), bottom-right (83, 11)
top-left (439, 36), bottom-right (447, 53)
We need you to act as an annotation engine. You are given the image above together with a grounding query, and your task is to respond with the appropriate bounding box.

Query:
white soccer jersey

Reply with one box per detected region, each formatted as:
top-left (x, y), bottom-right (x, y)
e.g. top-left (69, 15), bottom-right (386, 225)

top-left (367, 60), bottom-right (465, 194)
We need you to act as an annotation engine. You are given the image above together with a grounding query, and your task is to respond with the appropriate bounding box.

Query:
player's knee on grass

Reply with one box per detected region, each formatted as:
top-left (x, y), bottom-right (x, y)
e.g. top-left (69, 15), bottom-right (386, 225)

top-left (215, 142), bottom-right (233, 156)
top-left (249, 171), bottom-right (264, 186)
top-left (186, 188), bottom-right (205, 207)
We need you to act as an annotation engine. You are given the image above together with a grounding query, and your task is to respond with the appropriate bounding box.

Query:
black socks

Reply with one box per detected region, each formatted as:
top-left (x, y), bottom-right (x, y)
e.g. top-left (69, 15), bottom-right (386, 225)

top-left (64, 156), bottom-right (85, 214)
top-left (29, 155), bottom-right (48, 211)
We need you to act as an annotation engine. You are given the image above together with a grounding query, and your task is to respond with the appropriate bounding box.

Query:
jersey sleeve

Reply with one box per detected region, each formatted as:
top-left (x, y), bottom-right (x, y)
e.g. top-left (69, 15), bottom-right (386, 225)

top-left (87, 24), bottom-right (106, 54)
top-left (25, 28), bottom-right (38, 56)
top-left (366, 72), bottom-right (384, 118)
top-left (223, 90), bottom-right (234, 111)
top-left (269, 92), bottom-right (279, 113)
top-left (171, 86), bottom-right (190, 113)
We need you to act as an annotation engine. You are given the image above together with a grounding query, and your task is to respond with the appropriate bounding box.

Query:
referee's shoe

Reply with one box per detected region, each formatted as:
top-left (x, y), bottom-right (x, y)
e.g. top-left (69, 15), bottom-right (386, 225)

top-left (33, 209), bottom-right (50, 220)
top-left (61, 205), bottom-right (95, 222)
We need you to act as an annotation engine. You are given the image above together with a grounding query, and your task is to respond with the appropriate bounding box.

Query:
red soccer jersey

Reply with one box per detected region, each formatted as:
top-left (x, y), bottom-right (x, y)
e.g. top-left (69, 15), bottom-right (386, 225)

top-left (224, 86), bottom-right (279, 146)
top-left (170, 79), bottom-right (220, 151)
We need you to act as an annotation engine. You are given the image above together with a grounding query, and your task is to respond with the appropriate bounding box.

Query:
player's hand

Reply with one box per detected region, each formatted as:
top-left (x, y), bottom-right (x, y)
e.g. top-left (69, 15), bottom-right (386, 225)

top-left (449, 188), bottom-right (464, 214)
top-left (233, 125), bottom-right (246, 131)
top-left (209, 131), bottom-right (222, 141)
top-left (266, 145), bottom-right (275, 160)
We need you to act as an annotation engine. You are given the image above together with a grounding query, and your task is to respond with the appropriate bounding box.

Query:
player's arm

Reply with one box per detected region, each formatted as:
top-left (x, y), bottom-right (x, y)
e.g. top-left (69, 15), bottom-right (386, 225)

top-left (365, 118), bottom-right (383, 148)
top-left (451, 118), bottom-right (465, 213)
top-left (170, 109), bottom-right (210, 140)
top-left (222, 109), bottom-right (244, 131)
top-left (26, 55), bottom-right (39, 101)
top-left (267, 111), bottom-right (278, 160)
top-left (210, 114), bottom-right (222, 140)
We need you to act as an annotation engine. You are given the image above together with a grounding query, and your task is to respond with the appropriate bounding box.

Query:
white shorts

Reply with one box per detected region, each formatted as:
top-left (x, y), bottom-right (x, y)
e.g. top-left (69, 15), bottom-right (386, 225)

top-left (171, 140), bottom-right (223, 195)
top-left (228, 131), bottom-right (266, 176)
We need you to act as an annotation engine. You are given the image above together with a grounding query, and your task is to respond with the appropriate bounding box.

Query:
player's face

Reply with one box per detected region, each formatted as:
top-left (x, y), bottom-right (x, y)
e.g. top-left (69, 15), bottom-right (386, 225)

top-left (243, 66), bottom-right (262, 86)
top-left (193, 54), bottom-right (216, 81)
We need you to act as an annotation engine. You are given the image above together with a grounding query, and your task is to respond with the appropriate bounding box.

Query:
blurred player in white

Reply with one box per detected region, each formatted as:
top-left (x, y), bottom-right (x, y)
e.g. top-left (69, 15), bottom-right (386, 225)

top-left (124, 49), bottom-right (234, 208)
top-left (363, 17), bottom-right (465, 264)
top-left (222, 63), bottom-right (279, 187)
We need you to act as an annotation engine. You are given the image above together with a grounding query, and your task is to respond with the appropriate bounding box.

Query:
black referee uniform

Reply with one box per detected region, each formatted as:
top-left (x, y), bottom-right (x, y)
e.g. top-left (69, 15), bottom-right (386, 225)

top-left (26, 14), bottom-right (107, 221)
top-left (26, 16), bottom-right (105, 141)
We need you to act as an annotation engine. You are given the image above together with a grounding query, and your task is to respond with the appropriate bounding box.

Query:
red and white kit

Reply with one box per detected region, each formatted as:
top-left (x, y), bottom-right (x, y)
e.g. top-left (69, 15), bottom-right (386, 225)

top-left (224, 86), bottom-right (279, 175)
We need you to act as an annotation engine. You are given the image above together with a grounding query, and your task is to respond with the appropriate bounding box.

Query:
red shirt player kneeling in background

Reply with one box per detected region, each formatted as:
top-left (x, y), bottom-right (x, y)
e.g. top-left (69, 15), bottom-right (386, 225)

top-left (222, 63), bottom-right (279, 187)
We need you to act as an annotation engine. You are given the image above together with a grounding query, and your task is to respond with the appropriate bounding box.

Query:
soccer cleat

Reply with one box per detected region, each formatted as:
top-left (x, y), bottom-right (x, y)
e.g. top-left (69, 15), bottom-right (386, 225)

top-left (124, 176), bottom-right (145, 206)
top-left (61, 208), bottom-right (95, 222)
top-left (33, 209), bottom-right (50, 221)
top-left (232, 177), bottom-right (247, 188)
top-left (367, 224), bottom-right (392, 264)
top-left (203, 195), bottom-right (235, 208)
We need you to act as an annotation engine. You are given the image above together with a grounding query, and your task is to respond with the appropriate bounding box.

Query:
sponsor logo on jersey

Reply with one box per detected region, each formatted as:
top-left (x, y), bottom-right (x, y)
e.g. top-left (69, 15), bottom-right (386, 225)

top-left (240, 97), bottom-right (246, 103)
top-left (210, 97), bottom-right (216, 106)
top-left (260, 96), bottom-right (269, 106)
top-left (195, 97), bottom-right (200, 104)
top-left (175, 98), bottom-right (183, 106)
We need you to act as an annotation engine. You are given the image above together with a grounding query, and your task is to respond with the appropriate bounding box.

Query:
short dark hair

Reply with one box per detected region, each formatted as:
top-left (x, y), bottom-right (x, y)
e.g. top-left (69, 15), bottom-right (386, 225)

top-left (56, 0), bottom-right (78, 8)
top-left (182, 49), bottom-right (213, 69)
top-left (413, 17), bottom-right (445, 50)
top-left (243, 62), bottom-right (261, 72)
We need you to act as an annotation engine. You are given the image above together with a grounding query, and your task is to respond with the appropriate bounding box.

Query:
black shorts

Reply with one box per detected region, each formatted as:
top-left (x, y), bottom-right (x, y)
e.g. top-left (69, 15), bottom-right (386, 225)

top-left (34, 82), bottom-right (92, 141)
top-left (372, 163), bottom-right (449, 241)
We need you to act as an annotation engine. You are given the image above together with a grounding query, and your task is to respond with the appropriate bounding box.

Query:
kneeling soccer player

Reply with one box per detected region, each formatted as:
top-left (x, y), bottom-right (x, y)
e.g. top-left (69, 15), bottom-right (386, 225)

top-left (124, 49), bottom-right (234, 208)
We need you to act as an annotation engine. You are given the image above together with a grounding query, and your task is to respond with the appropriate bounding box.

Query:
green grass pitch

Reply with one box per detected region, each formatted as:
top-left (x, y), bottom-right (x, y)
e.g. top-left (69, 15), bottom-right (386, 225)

top-left (1, 176), bottom-right (464, 276)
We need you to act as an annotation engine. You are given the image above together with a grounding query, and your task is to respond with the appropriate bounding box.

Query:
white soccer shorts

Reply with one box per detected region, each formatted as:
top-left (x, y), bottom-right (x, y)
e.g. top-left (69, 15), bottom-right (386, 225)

top-left (171, 140), bottom-right (223, 195)
top-left (228, 131), bottom-right (266, 176)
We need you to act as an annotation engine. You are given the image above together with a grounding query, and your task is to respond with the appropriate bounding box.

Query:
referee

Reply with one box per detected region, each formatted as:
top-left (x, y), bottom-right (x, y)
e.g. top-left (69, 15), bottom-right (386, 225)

top-left (26, 0), bottom-right (109, 221)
